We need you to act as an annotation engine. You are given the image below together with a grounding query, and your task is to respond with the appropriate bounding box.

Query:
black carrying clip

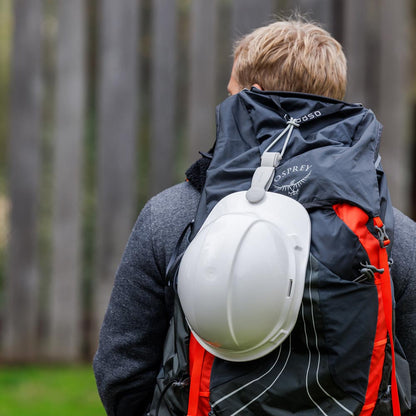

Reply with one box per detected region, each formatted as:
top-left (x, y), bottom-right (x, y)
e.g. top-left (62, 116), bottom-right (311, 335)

top-left (374, 217), bottom-right (390, 248)
top-left (354, 262), bottom-right (385, 283)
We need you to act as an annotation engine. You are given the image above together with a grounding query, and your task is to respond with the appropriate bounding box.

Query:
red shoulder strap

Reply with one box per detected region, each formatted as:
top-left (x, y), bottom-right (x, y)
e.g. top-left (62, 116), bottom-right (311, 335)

top-left (333, 204), bottom-right (400, 416)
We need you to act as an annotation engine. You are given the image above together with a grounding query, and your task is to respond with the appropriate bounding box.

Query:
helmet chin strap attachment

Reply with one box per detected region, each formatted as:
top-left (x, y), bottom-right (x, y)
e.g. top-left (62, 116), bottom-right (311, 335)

top-left (246, 117), bottom-right (299, 204)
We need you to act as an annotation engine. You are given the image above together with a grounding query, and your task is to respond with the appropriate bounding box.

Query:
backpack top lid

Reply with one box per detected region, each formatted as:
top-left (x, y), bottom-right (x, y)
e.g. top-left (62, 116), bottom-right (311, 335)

top-left (192, 88), bottom-right (386, 238)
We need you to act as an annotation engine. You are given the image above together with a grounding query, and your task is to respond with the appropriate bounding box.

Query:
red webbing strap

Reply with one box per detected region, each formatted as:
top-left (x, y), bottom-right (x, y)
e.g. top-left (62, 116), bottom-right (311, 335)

top-left (333, 205), bottom-right (400, 416)
top-left (188, 334), bottom-right (205, 416)
top-left (374, 217), bottom-right (401, 416)
top-left (188, 334), bottom-right (214, 416)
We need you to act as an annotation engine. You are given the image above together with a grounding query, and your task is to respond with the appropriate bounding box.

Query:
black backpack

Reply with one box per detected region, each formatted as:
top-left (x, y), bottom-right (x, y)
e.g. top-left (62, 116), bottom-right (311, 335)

top-left (149, 89), bottom-right (411, 416)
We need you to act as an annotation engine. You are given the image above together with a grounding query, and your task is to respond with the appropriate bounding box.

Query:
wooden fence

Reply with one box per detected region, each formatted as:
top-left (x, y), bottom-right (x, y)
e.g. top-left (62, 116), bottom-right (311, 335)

top-left (1, 0), bottom-right (414, 362)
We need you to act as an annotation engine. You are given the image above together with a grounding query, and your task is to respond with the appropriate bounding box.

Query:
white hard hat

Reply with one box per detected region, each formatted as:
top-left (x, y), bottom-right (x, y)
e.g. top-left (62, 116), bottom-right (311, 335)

top-left (177, 191), bottom-right (311, 362)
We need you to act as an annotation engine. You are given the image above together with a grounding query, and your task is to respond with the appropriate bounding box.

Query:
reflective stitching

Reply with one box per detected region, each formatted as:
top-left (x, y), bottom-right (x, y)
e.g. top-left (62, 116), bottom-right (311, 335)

top-left (211, 339), bottom-right (289, 411)
top-left (211, 343), bottom-right (283, 408)
top-left (302, 279), bottom-right (328, 416)
top-left (229, 337), bottom-right (292, 416)
top-left (304, 258), bottom-right (354, 416)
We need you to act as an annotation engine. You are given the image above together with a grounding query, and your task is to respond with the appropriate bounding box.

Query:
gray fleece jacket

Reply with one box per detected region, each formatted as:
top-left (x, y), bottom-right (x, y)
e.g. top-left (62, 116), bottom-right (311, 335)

top-left (93, 181), bottom-right (416, 416)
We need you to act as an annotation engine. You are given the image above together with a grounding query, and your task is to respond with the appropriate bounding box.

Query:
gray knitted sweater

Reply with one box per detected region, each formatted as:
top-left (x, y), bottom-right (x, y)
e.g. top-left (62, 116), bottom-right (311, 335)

top-left (94, 181), bottom-right (416, 416)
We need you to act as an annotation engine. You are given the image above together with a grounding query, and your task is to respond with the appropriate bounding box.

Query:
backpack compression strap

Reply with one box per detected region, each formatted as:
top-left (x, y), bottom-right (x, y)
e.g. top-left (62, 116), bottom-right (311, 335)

top-left (333, 204), bottom-right (400, 416)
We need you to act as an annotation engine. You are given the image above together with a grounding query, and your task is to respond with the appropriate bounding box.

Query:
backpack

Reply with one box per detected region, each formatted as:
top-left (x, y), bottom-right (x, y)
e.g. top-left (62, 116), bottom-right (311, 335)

top-left (148, 89), bottom-right (411, 416)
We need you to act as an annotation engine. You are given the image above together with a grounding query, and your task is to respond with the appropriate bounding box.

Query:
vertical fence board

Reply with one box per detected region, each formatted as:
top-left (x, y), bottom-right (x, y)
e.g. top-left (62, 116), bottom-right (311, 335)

top-left (378, 0), bottom-right (411, 213)
top-left (3, 0), bottom-right (43, 361)
top-left (231, 0), bottom-right (273, 41)
top-left (362, 0), bottom-right (382, 113)
top-left (93, 0), bottom-right (139, 349)
top-left (287, 0), bottom-right (334, 33)
top-left (343, 0), bottom-right (368, 105)
top-left (149, 0), bottom-right (177, 196)
top-left (187, 0), bottom-right (217, 164)
top-left (215, 1), bottom-right (233, 104)
top-left (48, 0), bottom-right (85, 361)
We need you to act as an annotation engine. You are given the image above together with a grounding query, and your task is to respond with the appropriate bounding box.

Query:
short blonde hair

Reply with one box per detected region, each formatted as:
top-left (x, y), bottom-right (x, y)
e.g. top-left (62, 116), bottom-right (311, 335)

top-left (233, 20), bottom-right (347, 100)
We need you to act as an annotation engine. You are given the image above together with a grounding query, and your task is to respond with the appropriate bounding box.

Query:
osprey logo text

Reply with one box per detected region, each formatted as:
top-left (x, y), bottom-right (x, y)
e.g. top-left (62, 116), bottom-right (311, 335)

top-left (274, 164), bottom-right (312, 197)
top-left (293, 110), bottom-right (322, 125)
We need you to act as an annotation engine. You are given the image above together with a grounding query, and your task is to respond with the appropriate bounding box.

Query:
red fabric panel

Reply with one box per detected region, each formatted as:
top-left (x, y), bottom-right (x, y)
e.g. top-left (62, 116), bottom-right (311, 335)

top-left (188, 333), bottom-right (215, 416)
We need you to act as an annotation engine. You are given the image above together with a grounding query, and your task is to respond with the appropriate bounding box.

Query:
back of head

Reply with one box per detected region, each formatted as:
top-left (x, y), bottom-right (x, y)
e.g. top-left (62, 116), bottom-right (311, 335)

top-left (233, 19), bottom-right (347, 100)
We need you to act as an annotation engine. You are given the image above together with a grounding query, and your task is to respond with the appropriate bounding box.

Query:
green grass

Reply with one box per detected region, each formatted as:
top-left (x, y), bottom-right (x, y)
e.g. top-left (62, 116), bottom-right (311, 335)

top-left (0, 365), bottom-right (106, 416)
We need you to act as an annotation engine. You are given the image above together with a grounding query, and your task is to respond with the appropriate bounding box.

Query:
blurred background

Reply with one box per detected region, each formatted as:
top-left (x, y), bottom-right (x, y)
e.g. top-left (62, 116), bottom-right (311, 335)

top-left (0, 0), bottom-right (415, 414)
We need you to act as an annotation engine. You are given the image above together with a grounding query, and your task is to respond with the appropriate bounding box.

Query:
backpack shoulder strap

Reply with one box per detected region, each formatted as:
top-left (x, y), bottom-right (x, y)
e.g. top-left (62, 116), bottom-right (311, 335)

top-left (333, 204), bottom-right (400, 416)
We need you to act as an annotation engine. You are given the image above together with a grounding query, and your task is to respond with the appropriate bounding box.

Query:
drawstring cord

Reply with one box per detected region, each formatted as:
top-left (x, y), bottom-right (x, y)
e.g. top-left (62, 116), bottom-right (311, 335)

top-left (246, 117), bottom-right (299, 203)
top-left (263, 117), bottom-right (300, 157)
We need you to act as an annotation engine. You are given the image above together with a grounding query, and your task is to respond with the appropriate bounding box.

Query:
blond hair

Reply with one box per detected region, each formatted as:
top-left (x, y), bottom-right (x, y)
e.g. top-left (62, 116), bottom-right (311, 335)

top-left (233, 20), bottom-right (347, 100)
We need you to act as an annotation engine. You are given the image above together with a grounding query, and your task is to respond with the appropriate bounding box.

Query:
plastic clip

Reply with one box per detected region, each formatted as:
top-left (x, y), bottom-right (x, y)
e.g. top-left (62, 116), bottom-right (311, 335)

top-left (354, 262), bottom-right (385, 283)
top-left (374, 217), bottom-right (390, 248)
top-left (246, 152), bottom-right (282, 203)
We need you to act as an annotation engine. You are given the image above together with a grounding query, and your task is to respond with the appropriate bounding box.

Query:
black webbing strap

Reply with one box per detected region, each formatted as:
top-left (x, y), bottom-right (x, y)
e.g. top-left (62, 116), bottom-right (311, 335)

top-left (165, 220), bottom-right (194, 289)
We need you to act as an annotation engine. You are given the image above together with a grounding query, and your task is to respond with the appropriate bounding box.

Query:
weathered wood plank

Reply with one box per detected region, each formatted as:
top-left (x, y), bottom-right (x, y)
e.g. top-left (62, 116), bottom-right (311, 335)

top-left (231, 0), bottom-right (273, 41)
top-left (93, 0), bottom-right (140, 349)
top-left (48, 0), bottom-right (86, 361)
top-left (377, 0), bottom-right (411, 214)
top-left (286, 0), bottom-right (335, 33)
top-left (3, 0), bottom-right (43, 361)
top-left (149, 0), bottom-right (177, 196)
top-left (187, 0), bottom-right (218, 164)
top-left (215, 0), bottom-right (233, 103)
top-left (343, 0), bottom-right (368, 105)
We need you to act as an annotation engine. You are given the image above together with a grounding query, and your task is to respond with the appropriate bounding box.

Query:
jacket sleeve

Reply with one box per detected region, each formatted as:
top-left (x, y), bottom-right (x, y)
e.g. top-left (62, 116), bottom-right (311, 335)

top-left (93, 200), bottom-right (170, 416)
top-left (391, 208), bottom-right (416, 414)
top-left (93, 182), bottom-right (200, 416)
